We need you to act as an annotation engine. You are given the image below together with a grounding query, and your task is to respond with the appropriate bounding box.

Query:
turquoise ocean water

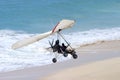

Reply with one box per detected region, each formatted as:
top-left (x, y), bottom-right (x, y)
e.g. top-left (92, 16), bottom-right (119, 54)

top-left (0, 0), bottom-right (120, 72)
top-left (0, 0), bottom-right (120, 33)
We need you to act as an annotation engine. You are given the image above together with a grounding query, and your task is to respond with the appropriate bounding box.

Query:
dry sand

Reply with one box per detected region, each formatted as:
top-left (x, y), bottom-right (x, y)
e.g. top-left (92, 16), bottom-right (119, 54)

top-left (43, 57), bottom-right (120, 80)
top-left (0, 40), bottom-right (120, 80)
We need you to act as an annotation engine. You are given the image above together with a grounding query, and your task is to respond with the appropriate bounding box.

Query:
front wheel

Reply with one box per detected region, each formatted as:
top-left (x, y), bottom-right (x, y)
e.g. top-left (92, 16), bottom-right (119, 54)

top-left (72, 53), bottom-right (78, 59)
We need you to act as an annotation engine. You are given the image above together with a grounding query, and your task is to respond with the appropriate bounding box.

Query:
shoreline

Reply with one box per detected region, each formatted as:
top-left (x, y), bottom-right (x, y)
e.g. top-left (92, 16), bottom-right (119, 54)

top-left (0, 40), bottom-right (120, 80)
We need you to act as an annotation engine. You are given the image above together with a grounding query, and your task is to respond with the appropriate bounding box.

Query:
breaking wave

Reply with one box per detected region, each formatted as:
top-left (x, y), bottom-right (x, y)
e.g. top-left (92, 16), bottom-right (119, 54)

top-left (0, 27), bottom-right (120, 72)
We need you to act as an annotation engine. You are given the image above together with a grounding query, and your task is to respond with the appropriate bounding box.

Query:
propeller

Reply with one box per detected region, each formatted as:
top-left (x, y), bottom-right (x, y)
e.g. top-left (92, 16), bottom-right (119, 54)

top-left (49, 39), bottom-right (54, 48)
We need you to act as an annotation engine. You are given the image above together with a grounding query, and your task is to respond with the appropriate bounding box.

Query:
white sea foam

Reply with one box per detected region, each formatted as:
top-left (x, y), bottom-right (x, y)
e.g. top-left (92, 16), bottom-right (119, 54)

top-left (0, 30), bottom-right (71, 72)
top-left (64, 27), bottom-right (120, 48)
top-left (0, 27), bottom-right (120, 72)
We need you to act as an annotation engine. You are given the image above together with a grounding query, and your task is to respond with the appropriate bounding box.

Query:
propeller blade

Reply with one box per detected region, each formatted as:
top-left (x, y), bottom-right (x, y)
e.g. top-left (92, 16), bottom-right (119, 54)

top-left (49, 40), bottom-right (53, 48)
top-left (51, 39), bottom-right (54, 46)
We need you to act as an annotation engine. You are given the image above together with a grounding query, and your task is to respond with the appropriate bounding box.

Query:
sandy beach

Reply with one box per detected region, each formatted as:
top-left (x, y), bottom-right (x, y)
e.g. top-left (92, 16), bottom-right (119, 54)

top-left (43, 57), bottom-right (120, 80)
top-left (0, 40), bottom-right (120, 80)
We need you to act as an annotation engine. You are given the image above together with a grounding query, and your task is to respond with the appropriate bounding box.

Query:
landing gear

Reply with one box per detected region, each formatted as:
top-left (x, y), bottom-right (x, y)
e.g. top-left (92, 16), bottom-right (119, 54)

top-left (72, 53), bottom-right (78, 59)
top-left (68, 50), bottom-right (78, 59)
top-left (63, 53), bottom-right (68, 57)
top-left (52, 58), bottom-right (57, 63)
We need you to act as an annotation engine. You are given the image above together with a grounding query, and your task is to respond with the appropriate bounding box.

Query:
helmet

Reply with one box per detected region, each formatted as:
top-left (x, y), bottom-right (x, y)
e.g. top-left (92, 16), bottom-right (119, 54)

top-left (62, 43), bottom-right (65, 46)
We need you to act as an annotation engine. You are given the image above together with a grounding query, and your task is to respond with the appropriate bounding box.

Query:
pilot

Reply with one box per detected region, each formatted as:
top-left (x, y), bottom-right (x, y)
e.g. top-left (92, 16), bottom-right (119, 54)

top-left (53, 40), bottom-right (62, 53)
top-left (61, 43), bottom-right (74, 53)
top-left (61, 43), bottom-right (68, 52)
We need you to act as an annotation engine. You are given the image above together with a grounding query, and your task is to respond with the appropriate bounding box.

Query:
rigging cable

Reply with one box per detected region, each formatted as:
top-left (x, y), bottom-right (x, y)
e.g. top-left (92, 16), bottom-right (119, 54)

top-left (58, 32), bottom-right (73, 50)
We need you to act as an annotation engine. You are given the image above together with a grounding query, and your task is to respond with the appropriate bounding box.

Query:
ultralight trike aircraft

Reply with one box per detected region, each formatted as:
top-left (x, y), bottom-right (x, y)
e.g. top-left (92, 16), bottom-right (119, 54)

top-left (12, 19), bottom-right (78, 63)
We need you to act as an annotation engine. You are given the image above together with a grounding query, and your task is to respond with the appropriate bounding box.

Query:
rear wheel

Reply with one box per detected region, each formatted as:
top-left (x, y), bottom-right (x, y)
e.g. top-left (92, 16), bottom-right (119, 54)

top-left (63, 53), bottom-right (68, 57)
top-left (52, 58), bottom-right (57, 63)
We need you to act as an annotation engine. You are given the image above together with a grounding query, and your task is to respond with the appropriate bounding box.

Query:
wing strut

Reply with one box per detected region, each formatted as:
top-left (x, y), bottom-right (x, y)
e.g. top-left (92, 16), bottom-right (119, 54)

top-left (57, 32), bottom-right (74, 50)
